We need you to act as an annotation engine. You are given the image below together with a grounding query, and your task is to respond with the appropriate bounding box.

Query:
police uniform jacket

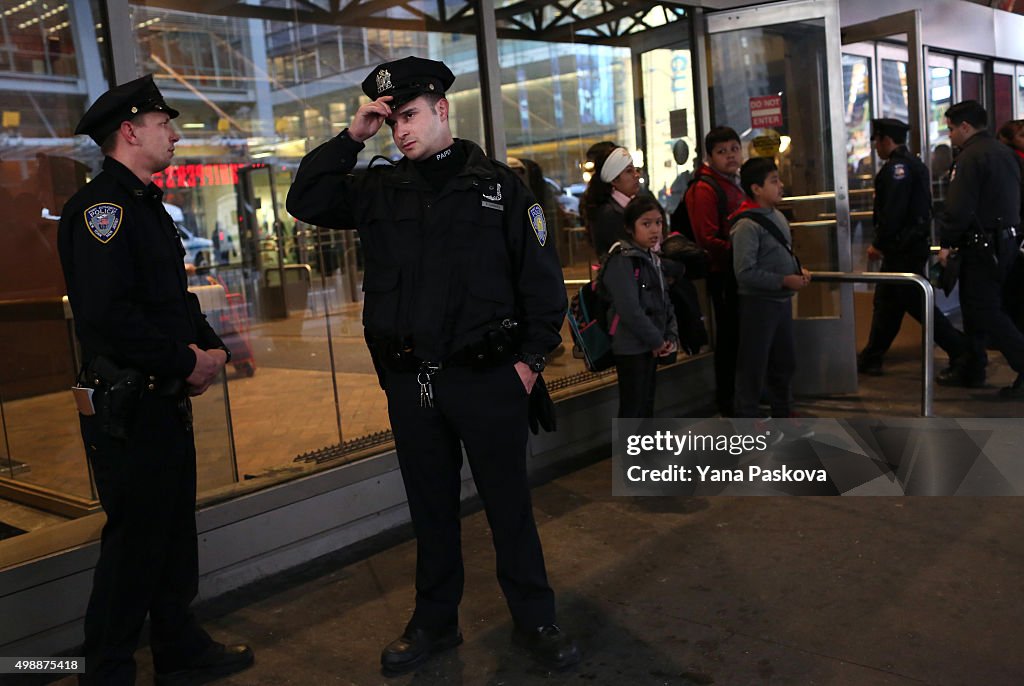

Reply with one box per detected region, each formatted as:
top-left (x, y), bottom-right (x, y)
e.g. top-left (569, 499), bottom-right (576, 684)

top-left (286, 133), bottom-right (566, 362)
top-left (873, 146), bottom-right (931, 262)
top-left (58, 157), bottom-right (224, 376)
top-left (940, 131), bottom-right (1022, 247)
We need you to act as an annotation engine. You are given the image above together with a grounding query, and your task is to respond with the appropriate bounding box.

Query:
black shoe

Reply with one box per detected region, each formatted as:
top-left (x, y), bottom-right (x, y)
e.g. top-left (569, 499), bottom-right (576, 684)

top-left (380, 625), bottom-right (462, 675)
top-left (936, 367), bottom-right (986, 388)
top-left (857, 355), bottom-right (883, 376)
top-left (512, 624), bottom-right (580, 670)
top-left (154, 642), bottom-right (254, 686)
top-left (997, 374), bottom-right (1024, 399)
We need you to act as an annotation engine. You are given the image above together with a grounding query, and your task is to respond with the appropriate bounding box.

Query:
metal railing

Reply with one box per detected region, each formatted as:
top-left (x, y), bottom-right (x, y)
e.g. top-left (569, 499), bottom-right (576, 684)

top-left (564, 272), bottom-right (938, 417)
top-left (811, 271), bottom-right (935, 417)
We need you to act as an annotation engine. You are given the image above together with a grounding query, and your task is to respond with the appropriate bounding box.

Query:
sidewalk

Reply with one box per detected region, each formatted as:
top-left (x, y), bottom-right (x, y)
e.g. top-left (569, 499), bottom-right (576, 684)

top-left (48, 454), bottom-right (1023, 686)
top-left (30, 312), bottom-right (1024, 686)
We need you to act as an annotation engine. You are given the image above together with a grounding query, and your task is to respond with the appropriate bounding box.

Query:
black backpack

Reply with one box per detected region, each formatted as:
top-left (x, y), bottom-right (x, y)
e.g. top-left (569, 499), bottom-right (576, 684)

top-left (669, 171), bottom-right (729, 244)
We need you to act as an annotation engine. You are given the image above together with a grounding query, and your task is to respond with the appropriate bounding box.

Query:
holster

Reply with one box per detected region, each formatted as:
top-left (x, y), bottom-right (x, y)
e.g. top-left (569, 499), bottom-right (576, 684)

top-left (82, 356), bottom-right (143, 439)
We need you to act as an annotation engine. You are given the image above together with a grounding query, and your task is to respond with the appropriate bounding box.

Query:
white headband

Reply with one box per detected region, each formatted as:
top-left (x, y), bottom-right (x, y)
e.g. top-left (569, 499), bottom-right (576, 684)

top-left (599, 147), bottom-right (632, 184)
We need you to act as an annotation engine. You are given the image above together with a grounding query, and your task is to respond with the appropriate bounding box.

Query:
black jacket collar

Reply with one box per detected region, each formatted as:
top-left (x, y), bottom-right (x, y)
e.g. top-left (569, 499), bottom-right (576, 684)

top-left (103, 156), bottom-right (164, 201)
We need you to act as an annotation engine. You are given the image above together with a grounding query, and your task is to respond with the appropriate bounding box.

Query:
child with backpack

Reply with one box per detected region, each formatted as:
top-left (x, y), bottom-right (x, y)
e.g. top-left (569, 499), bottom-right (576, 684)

top-left (602, 196), bottom-right (679, 418)
top-left (675, 126), bottom-right (746, 416)
top-left (730, 157), bottom-right (811, 418)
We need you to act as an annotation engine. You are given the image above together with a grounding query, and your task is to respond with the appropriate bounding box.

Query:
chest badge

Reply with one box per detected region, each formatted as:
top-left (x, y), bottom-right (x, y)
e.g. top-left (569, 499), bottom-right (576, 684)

top-left (83, 203), bottom-right (123, 244)
top-left (482, 183), bottom-right (502, 202)
top-left (528, 203), bottom-right (547, 246)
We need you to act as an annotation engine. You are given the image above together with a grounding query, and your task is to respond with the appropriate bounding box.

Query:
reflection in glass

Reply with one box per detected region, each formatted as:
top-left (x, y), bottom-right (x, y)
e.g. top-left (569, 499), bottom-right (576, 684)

top-left (929, 65), bottom-right (954, 223)
top-left (880, 59), bottom-right (909, 121)
top-left (709, 20), bottom-right (839, 318)
top-left (842, 53), bottom-right (873, 274)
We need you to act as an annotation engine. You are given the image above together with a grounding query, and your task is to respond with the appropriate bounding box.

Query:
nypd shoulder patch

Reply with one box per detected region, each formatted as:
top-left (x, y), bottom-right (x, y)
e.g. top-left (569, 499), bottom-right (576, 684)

top-left (83, 203), bottom-right (123, 244)
top-left (891, 163), bottom-right (907, 180)
top-left (528, 203), bottom-right (547, 246)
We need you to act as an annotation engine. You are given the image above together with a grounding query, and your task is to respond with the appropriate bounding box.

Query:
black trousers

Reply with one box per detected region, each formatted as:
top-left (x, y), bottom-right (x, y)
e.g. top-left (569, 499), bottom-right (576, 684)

top-left (79, 395), bottom-right (210, 685)
top-left (734, 296), bottom-right (796, 418)
top-left (614, 352), bottom-right (658, 418)
top-left (707, 270), bottom-right (739, 416)
top-left (384, 363), bottom-right (556, 631)
top-left (959, 247), bottom-right (1024, 375)
top-left (861, 257), bottom-right (970, 365)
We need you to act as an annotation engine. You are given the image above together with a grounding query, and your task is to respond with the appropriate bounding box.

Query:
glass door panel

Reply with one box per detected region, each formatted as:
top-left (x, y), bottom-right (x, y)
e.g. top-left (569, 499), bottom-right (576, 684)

top-left (706, 0), bottom-right (855, 395)
top-left (993, 63), bottom-right (1015, 131)
top-left (842, 47), bottom-right (874, 274)
top-left (957, 57), bottom-right (984, 104)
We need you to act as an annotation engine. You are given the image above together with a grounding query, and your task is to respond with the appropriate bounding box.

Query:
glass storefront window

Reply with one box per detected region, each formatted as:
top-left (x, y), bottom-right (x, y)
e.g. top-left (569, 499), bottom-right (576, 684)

top-left (1, 2), bottom-right (698, 545)
top-left (641, 48), bottom-right (697, 230)
top-left (1, 1), bottom-right (110, 520)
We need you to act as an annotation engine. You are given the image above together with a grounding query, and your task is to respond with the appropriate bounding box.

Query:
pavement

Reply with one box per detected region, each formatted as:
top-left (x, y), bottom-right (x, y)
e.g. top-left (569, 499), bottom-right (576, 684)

top-left (23, 326), bottom-right (1024, 686)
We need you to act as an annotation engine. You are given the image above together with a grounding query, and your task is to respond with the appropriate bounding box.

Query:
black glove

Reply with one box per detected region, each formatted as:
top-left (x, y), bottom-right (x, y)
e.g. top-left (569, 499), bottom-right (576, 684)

top-left (527, 374), bottom-right (557, 435)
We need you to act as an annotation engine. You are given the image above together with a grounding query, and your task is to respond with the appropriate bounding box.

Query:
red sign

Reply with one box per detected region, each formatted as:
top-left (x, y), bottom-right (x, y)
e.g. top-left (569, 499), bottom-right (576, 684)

top-left (749, 95), bottom-right (783, 128)
top-left (152, 163), bottom-right (244, 189)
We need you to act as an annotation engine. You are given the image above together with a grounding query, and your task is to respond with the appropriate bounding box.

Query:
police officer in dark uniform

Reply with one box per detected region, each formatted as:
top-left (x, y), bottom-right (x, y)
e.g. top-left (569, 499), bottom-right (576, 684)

top-left (937, 100), bottom-right (1024, 398)
top-left (857, 118), bottom-right (972, 377)
top-left (286, 57), bottom-right (579, 674)
top-left (58, 74), bottom-right (254, 685)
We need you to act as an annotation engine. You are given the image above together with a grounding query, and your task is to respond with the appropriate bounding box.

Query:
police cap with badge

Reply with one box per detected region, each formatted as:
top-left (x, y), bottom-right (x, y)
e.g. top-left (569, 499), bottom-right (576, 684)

top-left (361, 56), bottom-right (456, 108)
top-left (75, 73), bottom-right (180, 146)
top-left (870, 118), bottom-right (910, 143)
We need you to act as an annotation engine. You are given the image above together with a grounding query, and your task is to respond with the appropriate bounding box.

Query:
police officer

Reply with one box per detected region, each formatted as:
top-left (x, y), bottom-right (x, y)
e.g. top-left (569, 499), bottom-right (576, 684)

top-left (937, 100), bottom-right (1024, 398)
top-left (58, 75), bottom-right (253, 685)
top-left (286, 57), bottom-right (579, 674)
top-left (857, 118), bottom-right (972, 378)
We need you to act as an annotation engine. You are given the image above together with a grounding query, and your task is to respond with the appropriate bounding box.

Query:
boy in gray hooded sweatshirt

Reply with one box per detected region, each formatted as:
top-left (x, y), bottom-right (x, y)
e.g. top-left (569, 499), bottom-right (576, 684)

top-left (730, 157), bottom-right (811, 418)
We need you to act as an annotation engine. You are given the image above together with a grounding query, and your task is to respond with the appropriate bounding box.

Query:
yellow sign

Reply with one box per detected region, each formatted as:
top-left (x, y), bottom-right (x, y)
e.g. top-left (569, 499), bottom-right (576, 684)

top-left (2, 111), bottom-right (21, 128)
top-left (751, 132), bottom-right (781, 157)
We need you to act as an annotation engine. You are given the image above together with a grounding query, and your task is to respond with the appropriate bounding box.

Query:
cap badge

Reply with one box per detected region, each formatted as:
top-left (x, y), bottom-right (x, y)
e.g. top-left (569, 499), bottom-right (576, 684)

top-left (130, 106), bottom-right (138, 114)
top-left (83, 203), bottom-right (124, 244)
top-left (376, 68), bottom-right (393, 94)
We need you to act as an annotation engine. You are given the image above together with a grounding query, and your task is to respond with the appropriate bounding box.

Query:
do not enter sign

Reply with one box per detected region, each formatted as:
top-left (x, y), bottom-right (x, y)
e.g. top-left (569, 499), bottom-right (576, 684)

top-left (750, 95), bottom-right (782, 128)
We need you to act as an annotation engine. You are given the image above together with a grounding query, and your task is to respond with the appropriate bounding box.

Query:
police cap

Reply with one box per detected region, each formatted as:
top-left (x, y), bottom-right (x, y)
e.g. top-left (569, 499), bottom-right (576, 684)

top-left (361, 56), bottom-right (455, 109)
top-left (870, 118), bottom-right (910, 142)
top-left (75, 74), bottom-right (180, 146)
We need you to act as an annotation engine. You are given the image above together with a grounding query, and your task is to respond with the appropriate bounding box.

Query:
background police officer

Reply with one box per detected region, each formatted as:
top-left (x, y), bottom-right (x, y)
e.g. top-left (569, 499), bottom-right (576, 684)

top-left (938, 100), bottom-right (1024, 398)
top-left (857, 118), bottom-right (972, 378)
top-left (58, 75), bottom-right (253, 685)
top-left (286, 57), bottom-right (579, 674)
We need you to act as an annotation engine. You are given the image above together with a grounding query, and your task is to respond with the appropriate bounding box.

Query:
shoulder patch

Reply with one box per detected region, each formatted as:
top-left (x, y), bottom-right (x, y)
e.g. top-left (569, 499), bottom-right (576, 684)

top-left (83, 203), bottom-right (123, 243)
top-left (891, 163), bottom-right (907, 180)
top-left (528, 203), bottom-right (547, 246)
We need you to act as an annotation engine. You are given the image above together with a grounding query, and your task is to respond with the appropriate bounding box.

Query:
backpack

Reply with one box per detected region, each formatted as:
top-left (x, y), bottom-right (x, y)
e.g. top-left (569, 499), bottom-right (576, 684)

top-left (669, 171), bottom-right (729, 244)
top-left (567, 244), bottom-right (640, 372)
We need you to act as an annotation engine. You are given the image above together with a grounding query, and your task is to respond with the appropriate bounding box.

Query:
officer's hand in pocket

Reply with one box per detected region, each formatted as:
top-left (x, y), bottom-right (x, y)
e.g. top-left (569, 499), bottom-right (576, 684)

top-left (514, 361), bottom-right (538, 394)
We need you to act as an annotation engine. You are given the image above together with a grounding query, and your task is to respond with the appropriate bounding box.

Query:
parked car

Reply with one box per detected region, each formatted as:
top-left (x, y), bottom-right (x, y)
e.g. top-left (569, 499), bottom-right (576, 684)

top-left (163, 202), bottom-right (214, 266)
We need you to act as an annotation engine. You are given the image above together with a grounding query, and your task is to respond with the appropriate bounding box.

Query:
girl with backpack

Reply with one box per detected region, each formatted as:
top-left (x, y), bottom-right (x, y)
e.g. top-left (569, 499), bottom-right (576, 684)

top-left (602, 196), bottom-right (679, 418)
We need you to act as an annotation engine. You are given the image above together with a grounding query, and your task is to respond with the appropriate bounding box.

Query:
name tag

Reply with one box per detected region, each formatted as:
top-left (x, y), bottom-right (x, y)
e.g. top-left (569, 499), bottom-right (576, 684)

top-left (481, 200), bottom-right (503, 211)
